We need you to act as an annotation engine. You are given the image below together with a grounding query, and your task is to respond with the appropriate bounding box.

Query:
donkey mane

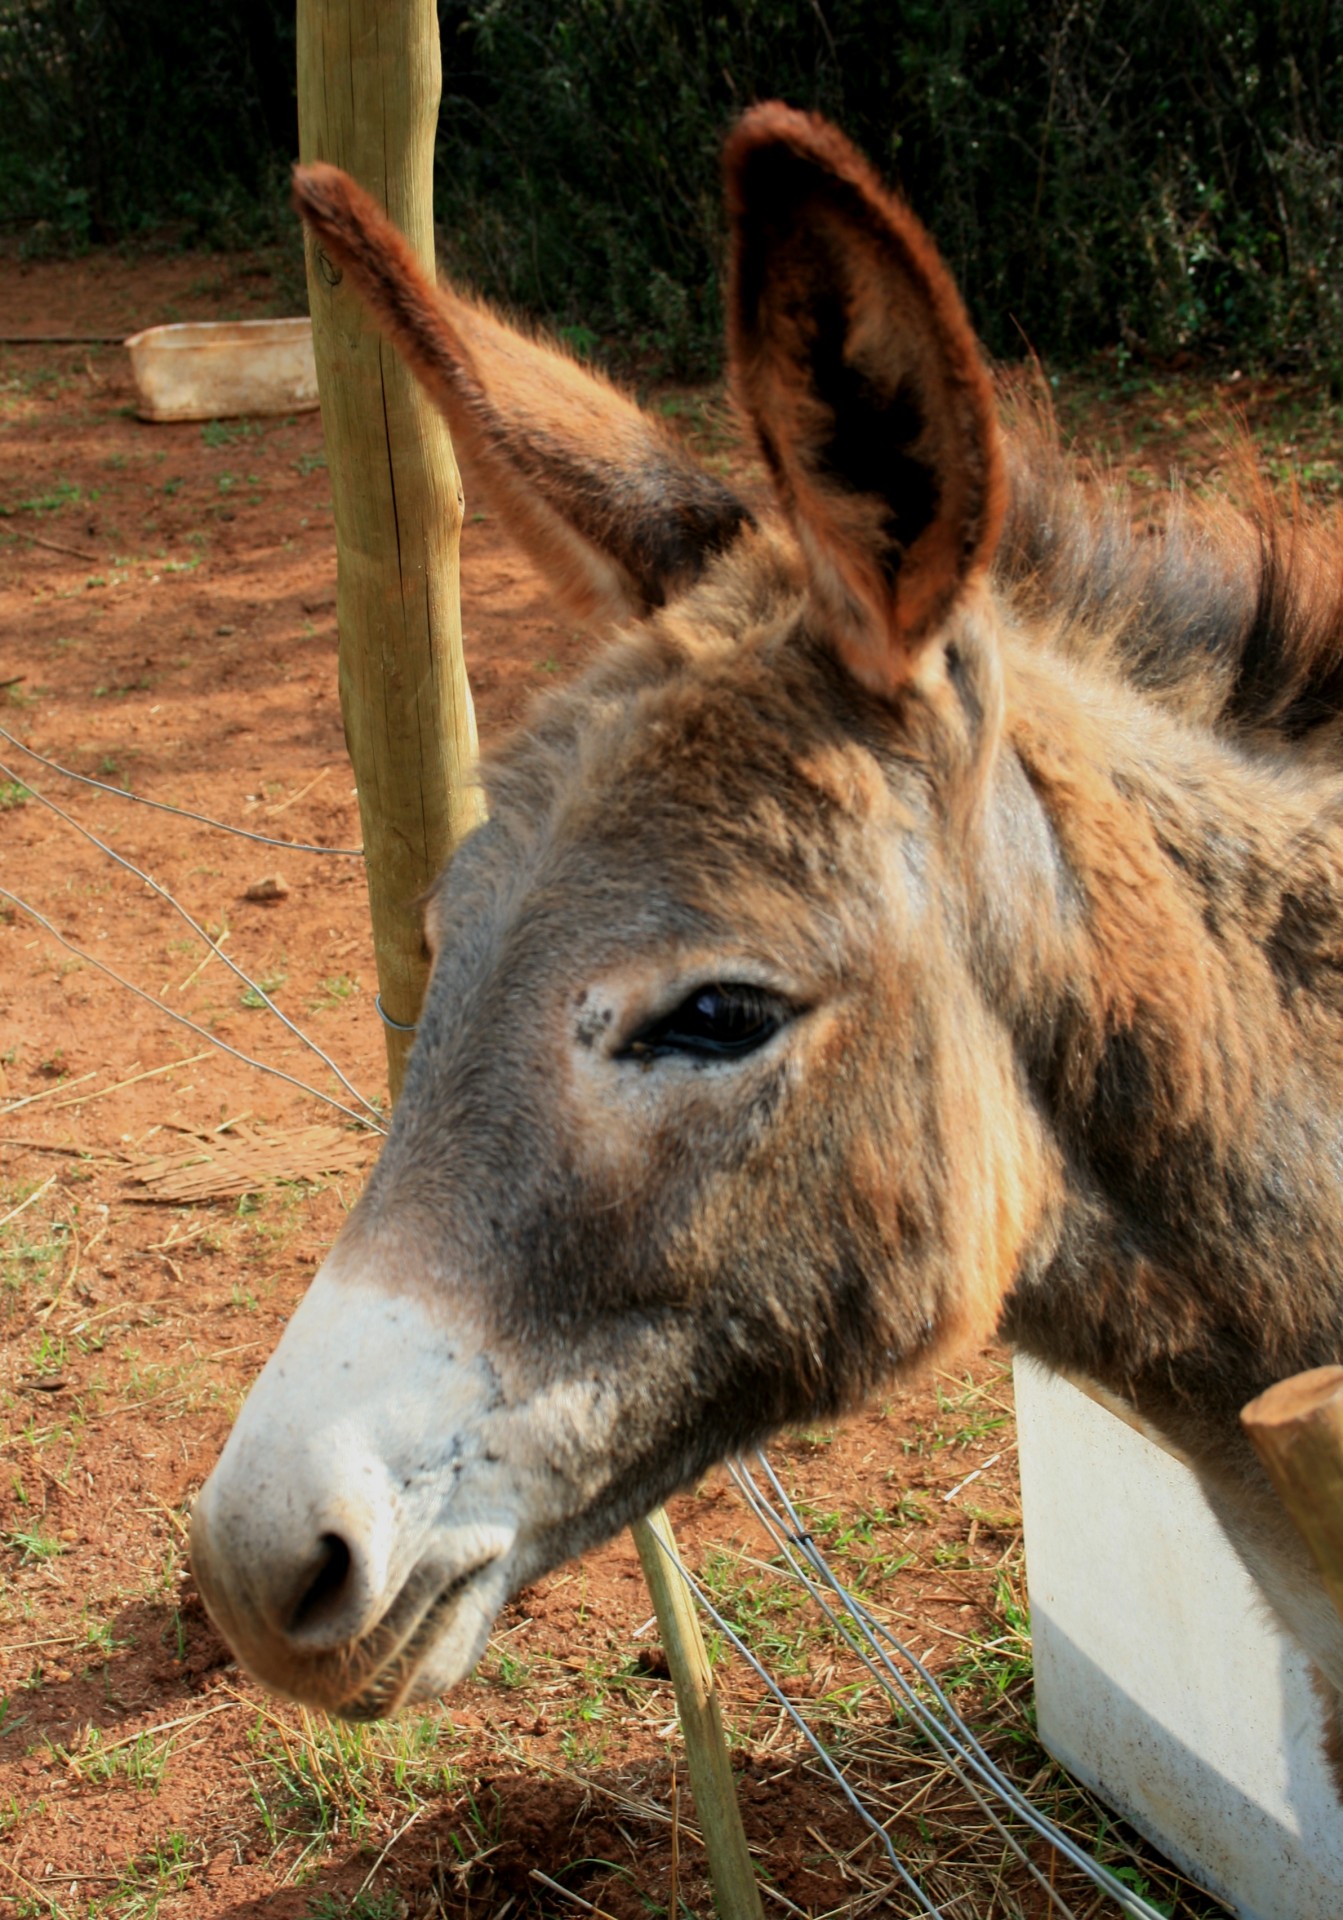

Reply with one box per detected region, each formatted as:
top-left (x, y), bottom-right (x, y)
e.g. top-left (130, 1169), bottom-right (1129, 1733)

top-left (996, 417), bottom-right (1343, 755)
top-left (476, 406), bottom-right (1343, 865)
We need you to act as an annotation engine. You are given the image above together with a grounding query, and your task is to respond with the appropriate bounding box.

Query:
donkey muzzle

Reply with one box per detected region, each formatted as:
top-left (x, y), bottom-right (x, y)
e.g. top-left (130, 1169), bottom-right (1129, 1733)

top-left (189, 1254), bottom-right (525, 1716)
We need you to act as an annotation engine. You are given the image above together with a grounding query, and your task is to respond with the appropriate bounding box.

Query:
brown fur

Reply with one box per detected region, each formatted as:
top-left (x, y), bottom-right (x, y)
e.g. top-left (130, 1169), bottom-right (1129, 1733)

top-left (294, 163), bottom-right (749, 622)
top-left (201, 109), bottom-right (1343, 1777)
top-left (724, 107), bottom-right (1004, 692)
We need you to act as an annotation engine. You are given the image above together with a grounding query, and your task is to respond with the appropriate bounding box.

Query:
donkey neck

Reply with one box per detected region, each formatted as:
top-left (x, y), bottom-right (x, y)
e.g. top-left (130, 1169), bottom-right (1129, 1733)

top-left (986, 641), bottom-right (1343, 1429)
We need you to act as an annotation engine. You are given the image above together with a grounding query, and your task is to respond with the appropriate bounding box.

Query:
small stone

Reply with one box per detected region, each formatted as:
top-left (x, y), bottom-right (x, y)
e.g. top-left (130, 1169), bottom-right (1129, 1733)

top-left (244, 874), bottom-right (290, 903)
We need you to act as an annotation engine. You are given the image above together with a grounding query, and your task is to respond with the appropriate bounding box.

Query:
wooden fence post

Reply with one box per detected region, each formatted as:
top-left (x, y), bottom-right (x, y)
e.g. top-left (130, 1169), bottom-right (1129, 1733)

top-left (296, 0), bottom-right (482, 1103)
top-left (1242, 1365), bottom-right (1343, 1632)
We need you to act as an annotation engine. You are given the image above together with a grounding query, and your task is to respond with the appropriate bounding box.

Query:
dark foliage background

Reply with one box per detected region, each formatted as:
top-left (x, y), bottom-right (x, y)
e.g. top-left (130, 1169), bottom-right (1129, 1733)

top-left (0, 3), bottom-right (297, 248)
top-left (3, 1), bottom-right (1341, 376)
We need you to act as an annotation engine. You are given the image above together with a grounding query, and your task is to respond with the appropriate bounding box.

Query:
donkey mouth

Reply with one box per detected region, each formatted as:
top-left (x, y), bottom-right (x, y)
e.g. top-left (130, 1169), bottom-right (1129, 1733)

top-left (336, 1561), bottom-right (492, 1721)
top-left (194, 1528), bottom-right (516, 1721)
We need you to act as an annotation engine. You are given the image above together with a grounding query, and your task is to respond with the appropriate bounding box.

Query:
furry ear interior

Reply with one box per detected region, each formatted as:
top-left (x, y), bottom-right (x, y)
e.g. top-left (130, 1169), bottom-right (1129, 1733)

top-left (293, 164), bottom-right (751, 625)
top-left (725, 105), bottom-right (1005, 698)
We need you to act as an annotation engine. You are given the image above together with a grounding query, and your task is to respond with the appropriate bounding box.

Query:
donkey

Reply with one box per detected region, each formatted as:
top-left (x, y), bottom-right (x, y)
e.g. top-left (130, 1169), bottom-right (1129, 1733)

top-left (190, 106), bottom-right (1343, 1778)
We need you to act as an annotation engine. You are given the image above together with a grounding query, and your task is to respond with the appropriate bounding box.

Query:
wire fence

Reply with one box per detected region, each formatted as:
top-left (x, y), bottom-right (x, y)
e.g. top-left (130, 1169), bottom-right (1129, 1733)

top-left (713, 1460), bottom-right (1172, 1920)
top-left (0, 725), bottom-right (1175, 1917)
top-left (0, 723), bottom-right (364, 857)
top-left (0, 722), bottom-right (385, 1134)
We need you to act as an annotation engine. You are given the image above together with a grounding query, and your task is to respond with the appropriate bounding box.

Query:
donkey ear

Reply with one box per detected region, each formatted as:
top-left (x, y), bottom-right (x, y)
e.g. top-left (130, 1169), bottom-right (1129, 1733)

top-left (293, 165), bottom-right (751, 625)
top-left (725, 107), bottom-right (1004, 698)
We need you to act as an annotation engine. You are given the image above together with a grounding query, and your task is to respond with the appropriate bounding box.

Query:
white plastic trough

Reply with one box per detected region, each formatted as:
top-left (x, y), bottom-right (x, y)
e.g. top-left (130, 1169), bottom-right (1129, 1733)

top-left (124, 316), bottom-right (319, 423)
top-left (1015, 1358), bottom-right (1343, 1919)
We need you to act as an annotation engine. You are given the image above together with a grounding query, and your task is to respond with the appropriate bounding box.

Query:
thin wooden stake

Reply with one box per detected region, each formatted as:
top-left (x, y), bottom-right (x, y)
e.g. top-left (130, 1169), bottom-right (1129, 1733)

top-left (48, 1051), bottom-right (210, 1111)
top-left (1242, 1365), bottom-right (1343, 1630)
top-left (27, 531), bottom-right (100, 563)
top-left (0, 1069), bottom-right (98, 1116)
top-left (633, 1509), bottom-right (764, 1920)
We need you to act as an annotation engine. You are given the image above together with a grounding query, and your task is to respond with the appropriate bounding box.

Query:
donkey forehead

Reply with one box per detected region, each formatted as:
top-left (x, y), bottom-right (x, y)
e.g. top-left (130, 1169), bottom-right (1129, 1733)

top-left (446, 633), bottom-right (920, 946)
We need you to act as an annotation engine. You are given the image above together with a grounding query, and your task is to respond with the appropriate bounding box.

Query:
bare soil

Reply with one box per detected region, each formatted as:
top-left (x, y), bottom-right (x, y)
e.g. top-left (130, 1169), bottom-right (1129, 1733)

top-left (4, 242), bottom-right (1326, 1920)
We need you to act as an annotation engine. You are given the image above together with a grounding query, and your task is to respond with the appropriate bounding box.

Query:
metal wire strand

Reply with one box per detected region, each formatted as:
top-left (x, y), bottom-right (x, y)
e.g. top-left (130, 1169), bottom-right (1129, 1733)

top-left (729, 1460), bottom-right (1079, 1919)
top-left (728, 1462), bottom-right (1075, 1920)
top-left (730, 1453), bottom-right (1171, 1920)
top-left (746, 1453), bottom-right (1073, 1847)
top-left (741, 1452), bottom-right (1136, 1906)
top-left (0, 723), bottom-right (364, 857)
top-left (0, 887), bottom-right (386, 1134)
top-left (0, 756), bottom-right (384, 1125)
top-left (643, 1519), bottom-right (947, 1918)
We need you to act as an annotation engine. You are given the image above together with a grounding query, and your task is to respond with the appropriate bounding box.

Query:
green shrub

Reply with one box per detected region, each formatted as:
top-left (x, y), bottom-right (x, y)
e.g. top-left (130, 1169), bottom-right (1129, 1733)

top-left (432, 0), bottom-right (1343, 380)
top-left (0, 1), bottom-right (296, 246)
top-left (2, 2), bottom-right (1340, 379)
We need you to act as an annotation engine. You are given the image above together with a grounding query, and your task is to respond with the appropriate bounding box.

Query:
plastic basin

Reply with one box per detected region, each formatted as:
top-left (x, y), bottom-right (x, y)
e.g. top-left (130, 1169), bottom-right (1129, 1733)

top-left (124, 317), bottom-right (319, 423)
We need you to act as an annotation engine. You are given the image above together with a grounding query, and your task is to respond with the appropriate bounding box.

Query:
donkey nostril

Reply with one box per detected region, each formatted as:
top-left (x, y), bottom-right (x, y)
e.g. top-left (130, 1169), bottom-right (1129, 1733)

top-left (287, 1532), bottom-right (354, 1636)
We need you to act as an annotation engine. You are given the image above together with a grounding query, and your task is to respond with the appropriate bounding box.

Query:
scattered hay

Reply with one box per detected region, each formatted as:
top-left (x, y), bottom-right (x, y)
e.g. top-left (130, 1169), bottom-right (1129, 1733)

top-left (124, 1119), bottom-right (372, 1203)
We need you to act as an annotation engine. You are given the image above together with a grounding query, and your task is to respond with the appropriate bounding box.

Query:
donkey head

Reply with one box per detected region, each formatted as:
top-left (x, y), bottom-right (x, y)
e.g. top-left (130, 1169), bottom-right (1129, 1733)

top-left (191, 107), bottom-right (1055, 1718)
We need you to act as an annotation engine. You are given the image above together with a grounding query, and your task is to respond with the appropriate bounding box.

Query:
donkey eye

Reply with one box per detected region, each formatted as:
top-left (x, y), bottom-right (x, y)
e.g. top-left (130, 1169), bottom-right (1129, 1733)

top-left (621, 984), bottom-right (791, 1061)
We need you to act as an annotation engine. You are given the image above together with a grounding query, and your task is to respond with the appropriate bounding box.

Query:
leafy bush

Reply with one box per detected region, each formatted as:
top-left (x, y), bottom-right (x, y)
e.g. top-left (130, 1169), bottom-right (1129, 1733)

top-left (433, 0), bottom-right (1343, 379)
top-left (0, 1), bottom-right (295, 248)
top-left (3, 1), bottom-right (1340, 380)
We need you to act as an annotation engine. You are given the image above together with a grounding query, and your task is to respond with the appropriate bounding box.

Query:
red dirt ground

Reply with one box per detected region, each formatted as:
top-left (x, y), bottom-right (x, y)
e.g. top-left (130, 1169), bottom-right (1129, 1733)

top-left (0, 243), bottom-right (1254, 1919)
